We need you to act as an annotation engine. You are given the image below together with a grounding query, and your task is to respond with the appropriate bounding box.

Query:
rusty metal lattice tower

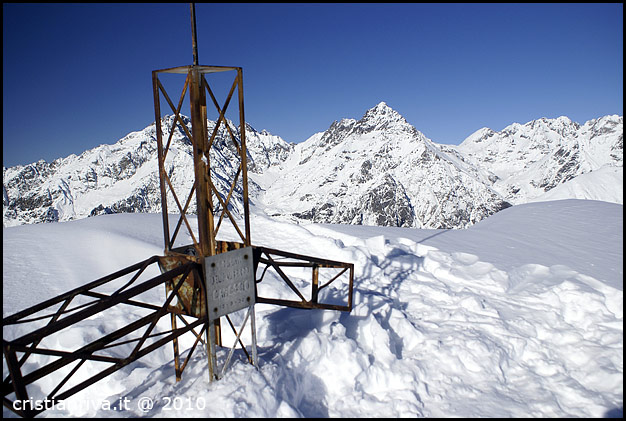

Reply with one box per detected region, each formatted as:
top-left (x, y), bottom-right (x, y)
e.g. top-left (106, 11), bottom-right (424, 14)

top-left (150, 3), bottom-right (257, 381)
top-left (152, 63), bottom-right (252, 258)
top-left (152, 62), bottom-right (256, 380)
top-left (2, 4), bottom-right (354, 417)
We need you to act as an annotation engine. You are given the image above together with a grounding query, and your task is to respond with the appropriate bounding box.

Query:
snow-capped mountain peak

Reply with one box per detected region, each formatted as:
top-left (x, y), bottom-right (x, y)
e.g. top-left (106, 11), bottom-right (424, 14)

top-left (3, 106), bottom-right (622, 229)
top-left (2, 115), bottom-right (292, 226)
top-left (256, 103), bottom-right (511, 229)
top-left (353, 101), bottom-right (415, 135)
top-left (456, 114), bottom-right (623, 204)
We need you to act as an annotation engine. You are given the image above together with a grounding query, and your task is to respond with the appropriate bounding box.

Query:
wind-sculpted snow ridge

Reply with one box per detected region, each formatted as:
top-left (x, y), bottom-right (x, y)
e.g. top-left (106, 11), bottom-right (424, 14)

top-left (2, 199), bottom-right (622, 418)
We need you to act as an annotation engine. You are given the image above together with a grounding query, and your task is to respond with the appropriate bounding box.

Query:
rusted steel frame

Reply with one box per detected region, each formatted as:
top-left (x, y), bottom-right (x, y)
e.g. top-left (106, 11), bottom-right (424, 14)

top-left (204, 73), bottom-right (239, 154)
top-left (163, 74), bottom-right (191, 159)
top-left (3, 397), bottom-right (26, 419)
top-left (129, 264), bottom-right (191, 362)
top-left (214, 164), bottom-right (242, 234)
top-left (6, 311), bottom-right (159, 392)
top-left (203, 75), bottom-right (241, 156)
top-left (167, 271), bottom-right (199, 317)
top-left (154, 65), bottom-right (238, 75)
top-left (257, 259), bottom-right (340, 268)
top-left (82, 291), bottom-right (161, 312)
top-left (9, 260), bottom-right (190, 348)
top-left (3, 256), bottom-right (161, 326)
top-left (208, 175), bottom-right (246, 243)
top-left (189, 66), bottom-right (214, 257)
top-left (255, 246), bottom-right (354, 269)
top-left (5, 296), bottom-right (77, 392)
top-left (3, 264), bottom-right (200, 412)
top-left (312, 266), bottom-right (319, 303)
top-left (261, 252), bottom-right (307, 302)
top-left (216, 240), bottom-right (246, 253)
top-left (48, 359), bottom-right (86, 399)
top-left (153, 72), bottom-right (171, 252)
top-left (190, 3), bottom-right (198, 66)
top-left (163, 171), bottom-right (201, 251)
top-left (255, 297), bottom-right (351, 312)
top-left (53, 317), bottom-right (205, 404)
top-left (99, 324), bottom-right (183, 352)
top-left (224, 313), bottom-right (251, 362)
top-left (7, 268), bottom-right (194, 390)
top-left (7, 344), bottom-right (122, 365)
top-left (14, 287), bottom-right (159, 325)
top-left (8, 295), bottom-right (75, 326)
top-left (317, 267), bottom-right (349, 292)
top-left (253, 247), bottom-right (354, 311)
top-left (3, 343), bottom-right (29, 416)
top-left (3, 298), bottom-right (83, 392)
top-left (237, 68), bottom-right (252, 246)
top-left (128, 269), bottom-right (187, 360)
top-left (178, 322), bottom-right (207, 375)
top-left (157, 78), bottom-right (194, 143)
top-left (257, 260), bottom-right (314, 268)
top-left (169, 184), bottom-right (197, 250)
top-left (7, 317), bottom-right (207, 418)
top-left (171, 313), bottom-right (182, 381)
top-left (109, 255), bottom-right (155, 297)
top-left (175, 314), bottom-right (207, 347)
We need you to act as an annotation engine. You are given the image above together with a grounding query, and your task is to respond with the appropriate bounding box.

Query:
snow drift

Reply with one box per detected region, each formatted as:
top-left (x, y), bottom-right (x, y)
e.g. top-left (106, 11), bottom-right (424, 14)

top-left (2, 199), bottom-right (622, 418)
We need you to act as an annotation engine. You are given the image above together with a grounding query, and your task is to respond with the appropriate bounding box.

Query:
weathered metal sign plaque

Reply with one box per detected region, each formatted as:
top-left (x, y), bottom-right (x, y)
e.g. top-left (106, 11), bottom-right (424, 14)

top-left (205, 247), bottom-right (255, 321)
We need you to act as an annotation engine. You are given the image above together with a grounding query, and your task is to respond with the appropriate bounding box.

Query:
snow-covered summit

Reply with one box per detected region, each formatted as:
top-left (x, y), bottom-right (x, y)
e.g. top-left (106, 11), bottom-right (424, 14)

top-left (2, 115), bottom-right (290, 226)
top-left (456, 114), bottom-right (623, 204)
top-left (3, 105), bottom-right (622, 228)
top-left (257, 103), bottom-right (510, 228)
top-left (354, 101), bottom-right (414, 133)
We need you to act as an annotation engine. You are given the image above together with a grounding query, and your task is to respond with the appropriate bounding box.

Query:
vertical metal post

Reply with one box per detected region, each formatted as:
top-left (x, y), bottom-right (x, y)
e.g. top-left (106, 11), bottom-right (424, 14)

top-left (3, 343), bottom-right (32, 417)
top-left (206, 319), bottom-right (217, 381)
top-left (190, 3), bottom-right (199, 66)
top-left (237, 68), bottom-right (252, 247)
top-left (153, 71), bottom-right (171, 253)
top-left (312, 265), bottom-right (319, 304)
top-left (189, 67), bottom-right (214, 257)
top-left (171, 313), bottom-right (181, 381)
top-left (249, 306), bottom-right (258, 368)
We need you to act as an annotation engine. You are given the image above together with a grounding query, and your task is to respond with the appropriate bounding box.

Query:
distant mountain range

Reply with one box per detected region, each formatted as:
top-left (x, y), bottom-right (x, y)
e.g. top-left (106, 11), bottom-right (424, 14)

top-left (3, 103), bottom-right (622, 228)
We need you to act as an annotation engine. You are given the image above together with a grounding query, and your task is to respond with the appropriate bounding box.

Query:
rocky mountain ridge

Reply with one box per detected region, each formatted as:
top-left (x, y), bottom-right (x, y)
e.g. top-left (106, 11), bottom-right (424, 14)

top-left (456, 114), bottom-right (623, 204)
top-left (255, 102), bottom-right (511, 228)
top-left (3, 104), bottom-right (622, 229)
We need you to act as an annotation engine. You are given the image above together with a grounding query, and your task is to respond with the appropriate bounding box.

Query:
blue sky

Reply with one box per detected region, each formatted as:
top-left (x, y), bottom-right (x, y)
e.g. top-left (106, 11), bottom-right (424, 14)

top-left (3, 3), bottom-right (623, 168)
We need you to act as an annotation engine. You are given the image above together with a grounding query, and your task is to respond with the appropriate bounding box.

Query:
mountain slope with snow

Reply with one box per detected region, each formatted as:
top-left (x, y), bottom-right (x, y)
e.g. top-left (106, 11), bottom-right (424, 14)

top-left (255, 102), bottom-right (511, 228)
top-left (456, 115), bottom-right (623, 204)
top-left (2, 116), bottom-right (291, 227)
top-left (3, 199), bottom-right (623, 418)
top-left (3, 106), bottom-right (622, 229)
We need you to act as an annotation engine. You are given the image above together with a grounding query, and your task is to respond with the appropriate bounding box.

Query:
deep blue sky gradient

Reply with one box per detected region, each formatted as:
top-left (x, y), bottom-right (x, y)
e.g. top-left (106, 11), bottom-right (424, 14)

top-left (3, 3), bottom-right (623, 167)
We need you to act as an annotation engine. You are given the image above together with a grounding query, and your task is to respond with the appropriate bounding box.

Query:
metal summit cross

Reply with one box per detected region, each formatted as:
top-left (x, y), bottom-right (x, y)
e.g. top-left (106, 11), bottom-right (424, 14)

top-left (2, 4), bottom-right (354, 417)
top-left (151, 3), bottom-right (355, 382)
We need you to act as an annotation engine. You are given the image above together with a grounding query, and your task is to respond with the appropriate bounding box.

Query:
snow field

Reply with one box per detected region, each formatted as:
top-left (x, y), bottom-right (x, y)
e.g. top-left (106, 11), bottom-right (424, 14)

top-left (2, 199), bottom-right (623, 417)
